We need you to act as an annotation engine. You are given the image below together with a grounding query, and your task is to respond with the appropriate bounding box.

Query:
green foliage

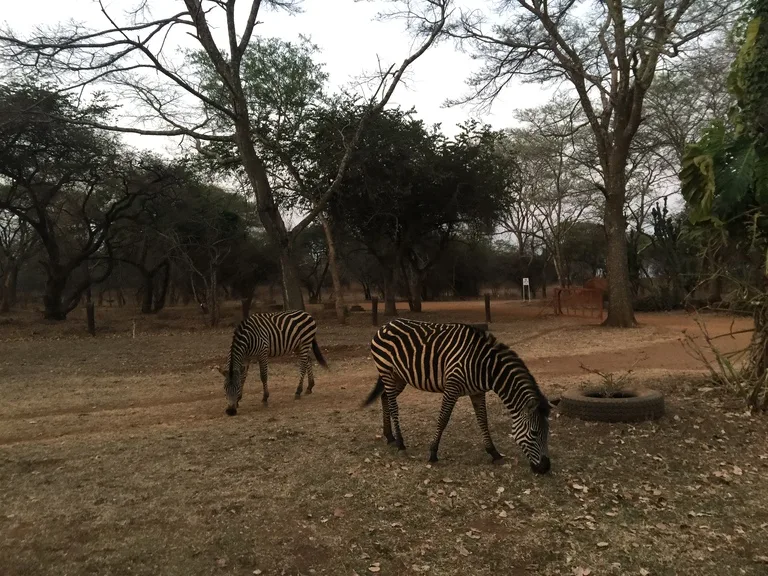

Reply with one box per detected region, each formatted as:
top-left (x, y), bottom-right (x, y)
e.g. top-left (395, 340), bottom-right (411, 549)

top-left (190, 35), bottom-right (328, 194)
top-left (681, 0), bottom-right (768, 262)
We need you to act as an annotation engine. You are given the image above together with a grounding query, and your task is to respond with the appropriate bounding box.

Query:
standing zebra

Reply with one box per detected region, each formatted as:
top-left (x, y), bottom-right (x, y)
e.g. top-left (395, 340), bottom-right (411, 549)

top-left (363, 318), bottom-right (552, 474)
top-left (216, 310), bottom-right (328, 416)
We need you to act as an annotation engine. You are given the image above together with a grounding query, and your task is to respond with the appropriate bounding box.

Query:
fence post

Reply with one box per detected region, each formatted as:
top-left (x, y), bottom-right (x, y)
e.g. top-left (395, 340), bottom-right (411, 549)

top-left (371, 297), bottom-right (379, 326)
top-left (86, 302), bottom-right (96, 336)
top-left (484, 293), bottom-right (491, 323)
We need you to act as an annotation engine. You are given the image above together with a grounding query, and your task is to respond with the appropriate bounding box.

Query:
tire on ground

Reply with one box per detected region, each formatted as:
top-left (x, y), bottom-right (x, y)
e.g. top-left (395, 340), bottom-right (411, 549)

top-left (559, 388), bottom-right (665, 423)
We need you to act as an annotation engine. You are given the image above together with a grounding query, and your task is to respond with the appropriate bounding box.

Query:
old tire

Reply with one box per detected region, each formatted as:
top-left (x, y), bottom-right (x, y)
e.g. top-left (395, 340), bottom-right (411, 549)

top-left (559, 388), bottom-right (664, 423)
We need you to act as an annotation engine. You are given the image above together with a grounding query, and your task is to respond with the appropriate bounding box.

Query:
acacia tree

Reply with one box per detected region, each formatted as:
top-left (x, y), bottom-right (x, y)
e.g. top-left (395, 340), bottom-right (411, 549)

top-left (442, 0), bottom-right (737, 326)
top-left (0, 211), bottom-right (38, 312)
top-left (504, 99), bottom-right (597, 287)
top-left (0, 0), bottom-right (450, 310)
top-left (0, 83), bottom-right (172, 320)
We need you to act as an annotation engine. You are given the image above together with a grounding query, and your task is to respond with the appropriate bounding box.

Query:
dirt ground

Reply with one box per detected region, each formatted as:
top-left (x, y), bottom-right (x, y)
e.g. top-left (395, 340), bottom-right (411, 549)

top-left (1, 300), bottom-right (766, 576)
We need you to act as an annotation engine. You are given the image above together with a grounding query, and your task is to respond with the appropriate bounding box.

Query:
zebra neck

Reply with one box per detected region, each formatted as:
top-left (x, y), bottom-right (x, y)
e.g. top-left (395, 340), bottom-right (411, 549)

top-left (227, 352), bottom-right (245, 376)
top-left (488, 358), bottom-right (531, 401)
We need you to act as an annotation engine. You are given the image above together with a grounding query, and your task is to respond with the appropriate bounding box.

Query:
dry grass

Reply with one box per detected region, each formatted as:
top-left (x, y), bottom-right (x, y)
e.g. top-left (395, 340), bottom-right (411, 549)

top-left (1, 301), bottom-right (766, 575)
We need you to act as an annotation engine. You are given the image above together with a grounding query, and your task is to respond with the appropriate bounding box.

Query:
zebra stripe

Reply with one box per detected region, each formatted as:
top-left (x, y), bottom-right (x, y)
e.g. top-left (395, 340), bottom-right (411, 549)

top-left (221, 310), bottom-right (328, 416)
top-left (363, 318), bottom-right (551, 474)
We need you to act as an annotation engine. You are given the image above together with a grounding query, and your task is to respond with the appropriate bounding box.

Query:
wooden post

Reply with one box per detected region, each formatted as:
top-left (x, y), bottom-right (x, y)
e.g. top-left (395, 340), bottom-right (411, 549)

top-left (86, 302), bottom-right (96, 336)
top-left (484, 294), bottom-right (491, 323)
top-left (372, 297), bottom-right (379, 326)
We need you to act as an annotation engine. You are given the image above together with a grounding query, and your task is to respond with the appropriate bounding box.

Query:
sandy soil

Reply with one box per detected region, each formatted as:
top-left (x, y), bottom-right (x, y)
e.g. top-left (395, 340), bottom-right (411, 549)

top-left (0, 300), bottom-right (765, 575)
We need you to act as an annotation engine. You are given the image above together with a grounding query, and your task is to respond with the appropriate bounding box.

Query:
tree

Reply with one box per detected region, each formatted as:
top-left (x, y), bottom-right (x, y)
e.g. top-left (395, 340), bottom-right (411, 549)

top-left (504, 99), bottom-right (597, 287)
top-left (560, 222), bottom-right (606, 285)
top-left (441, 0), bottom-right (738, 326)
top-left (0, 83), bottom-right (171, 320)
top-left (681, 0), bottom-right (768, 410)
top-left (0, 0), bottom-right (450, 310)
top-left (162, 180), bottom-right (251, 326)
top-left (0, 210), bottom-right (38, 312)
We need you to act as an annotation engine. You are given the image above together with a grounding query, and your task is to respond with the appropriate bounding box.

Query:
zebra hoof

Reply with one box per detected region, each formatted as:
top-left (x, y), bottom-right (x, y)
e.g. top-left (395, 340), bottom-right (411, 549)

top-left (428, 453), bottom-right (438, 463)
top-left (304, 389), bottom-right (313, 395)
top-left (294, 393), bottom-right (302, 400)
top-left (491, 454), bottom-right (505, 464)
top-left (385, 436), bottom-right (396, 445)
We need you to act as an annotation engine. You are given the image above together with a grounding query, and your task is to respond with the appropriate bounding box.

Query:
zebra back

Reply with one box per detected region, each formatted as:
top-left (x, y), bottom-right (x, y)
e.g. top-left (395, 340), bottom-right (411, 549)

top-left (372, 318), bottom-right (548, 412)
top-left (228, 310), bottom-right (318, 372)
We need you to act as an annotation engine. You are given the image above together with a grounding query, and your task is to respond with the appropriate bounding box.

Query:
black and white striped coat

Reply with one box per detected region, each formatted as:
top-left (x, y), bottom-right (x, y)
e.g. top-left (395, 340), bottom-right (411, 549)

top-left (363, 318), bottom-right (551, 473)
top-left (218, 310), bottom-right (327, 415)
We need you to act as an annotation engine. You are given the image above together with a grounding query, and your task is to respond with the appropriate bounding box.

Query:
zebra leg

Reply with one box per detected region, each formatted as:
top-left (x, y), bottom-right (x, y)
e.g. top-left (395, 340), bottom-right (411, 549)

top-left (428, 388), bottom-right (460, 463)
top-left (258, 355), bottom-right (269, 404)
top-left (469, 393), bottom-right (503, 462)
top-left (294, 348), bottom-right (309, 398)
top-left (385, 385), bottom-right (407, 451)
top-left (380, 393), bottom-right (395, 444)
top-left (305, 352), bottom-right (315, 394)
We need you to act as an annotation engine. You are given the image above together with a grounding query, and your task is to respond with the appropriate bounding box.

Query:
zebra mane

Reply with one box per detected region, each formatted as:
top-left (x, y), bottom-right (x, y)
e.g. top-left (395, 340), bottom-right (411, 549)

top-left (469, 325), bottom-right (550, 417)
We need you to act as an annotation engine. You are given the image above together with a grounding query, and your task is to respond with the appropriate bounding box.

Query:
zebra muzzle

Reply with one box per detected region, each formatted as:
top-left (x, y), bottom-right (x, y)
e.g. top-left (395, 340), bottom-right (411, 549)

top-left (530, 455), bottom-right (551, 474)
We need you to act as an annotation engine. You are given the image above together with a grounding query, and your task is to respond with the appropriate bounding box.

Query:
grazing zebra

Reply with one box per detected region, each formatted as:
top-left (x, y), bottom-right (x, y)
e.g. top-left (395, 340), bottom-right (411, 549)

top-left (216, 310), bottom-right (328, 416)
top-left (363, 318), bottom-right (552, 474)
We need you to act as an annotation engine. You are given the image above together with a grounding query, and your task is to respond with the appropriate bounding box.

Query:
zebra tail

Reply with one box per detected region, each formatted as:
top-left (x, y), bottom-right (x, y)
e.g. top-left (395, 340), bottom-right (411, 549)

top-left (312, 338), bottom-right (329, 369)
top-left (362, 376), bottom-right (385, 407)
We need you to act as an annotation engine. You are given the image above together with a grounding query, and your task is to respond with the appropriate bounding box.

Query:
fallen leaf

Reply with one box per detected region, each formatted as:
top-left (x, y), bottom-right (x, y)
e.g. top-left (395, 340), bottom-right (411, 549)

top-left (732, 466), bottom-right (743, 476)
top-left (496, 486), bottom-right (505, 495)
top-left (253, 571), bottom-right (262, 575)
top-left (344, 493), bottom-right (353, 498)
top-left (572, 568), bottom-right (591, 576)
top-left (368, 566), bottom-right (381, 573)
top-left (333, 508), bottom-right (345, 518)
top-left (456, 545), bottom-right (471, 557)
top-left (639, 569), bottom-right (649, 576)
top-left (597, 542), bottom-right (609, 548)
top-left (216, 558), bottom-right (227, 567)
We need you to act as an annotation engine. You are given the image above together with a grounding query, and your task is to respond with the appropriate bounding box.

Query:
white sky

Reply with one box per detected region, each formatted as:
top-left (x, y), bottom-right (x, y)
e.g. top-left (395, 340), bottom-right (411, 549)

top-left (3, 0), bottom-right (554, 154)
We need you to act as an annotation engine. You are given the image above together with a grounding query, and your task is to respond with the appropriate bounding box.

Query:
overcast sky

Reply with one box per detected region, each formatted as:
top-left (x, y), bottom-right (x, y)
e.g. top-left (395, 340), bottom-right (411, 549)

top-left (4, 0), bottom-right (554, 154)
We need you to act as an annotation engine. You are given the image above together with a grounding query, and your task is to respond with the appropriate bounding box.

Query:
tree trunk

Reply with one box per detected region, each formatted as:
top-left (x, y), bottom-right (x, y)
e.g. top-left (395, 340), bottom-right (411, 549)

top-left (553, 248), bottom-right (566, 288)
top-left (7, 263), bottom-right (17, 307)
top-left (406, 265), bottom-right (423, 313)
top-left (361, 281), bottom-right (371, 301)
top-left (43, 273), bottom-right (68, 321)
top-left (278, 248), bottom-right (304, 310)
top-left (320, 215), bottom-right (347, 324)
top-left (383, 265), bottom-right (398, 316)
top-left (209, 268), bottom-right (219, 327)
top-left (153, 265), bottom-right (170, 312)
top-left (141, 272), bottom-right (154, 314)
top-left (603, 175), bottom-right (637, 327)
top-left (233, 122), bottom-right (305, 311)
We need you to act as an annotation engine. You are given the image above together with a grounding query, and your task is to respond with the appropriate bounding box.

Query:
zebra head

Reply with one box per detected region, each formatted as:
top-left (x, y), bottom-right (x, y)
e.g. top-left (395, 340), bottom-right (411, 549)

top-left (218, 363), bottom-right (245, 416)
top-left (512, 393), bottom-right (551, 474)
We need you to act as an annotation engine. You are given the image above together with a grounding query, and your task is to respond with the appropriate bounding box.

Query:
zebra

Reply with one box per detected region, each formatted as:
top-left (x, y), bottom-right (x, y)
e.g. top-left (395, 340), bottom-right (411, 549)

top-left (362, 318), bottom-right (552, 474)
top-left (216, 310), bottom-right (328, 416)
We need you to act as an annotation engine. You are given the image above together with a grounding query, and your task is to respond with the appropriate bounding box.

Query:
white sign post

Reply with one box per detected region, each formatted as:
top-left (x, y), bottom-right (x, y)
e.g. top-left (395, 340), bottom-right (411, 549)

top-left (522, 277), bottom-right (530, 302)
